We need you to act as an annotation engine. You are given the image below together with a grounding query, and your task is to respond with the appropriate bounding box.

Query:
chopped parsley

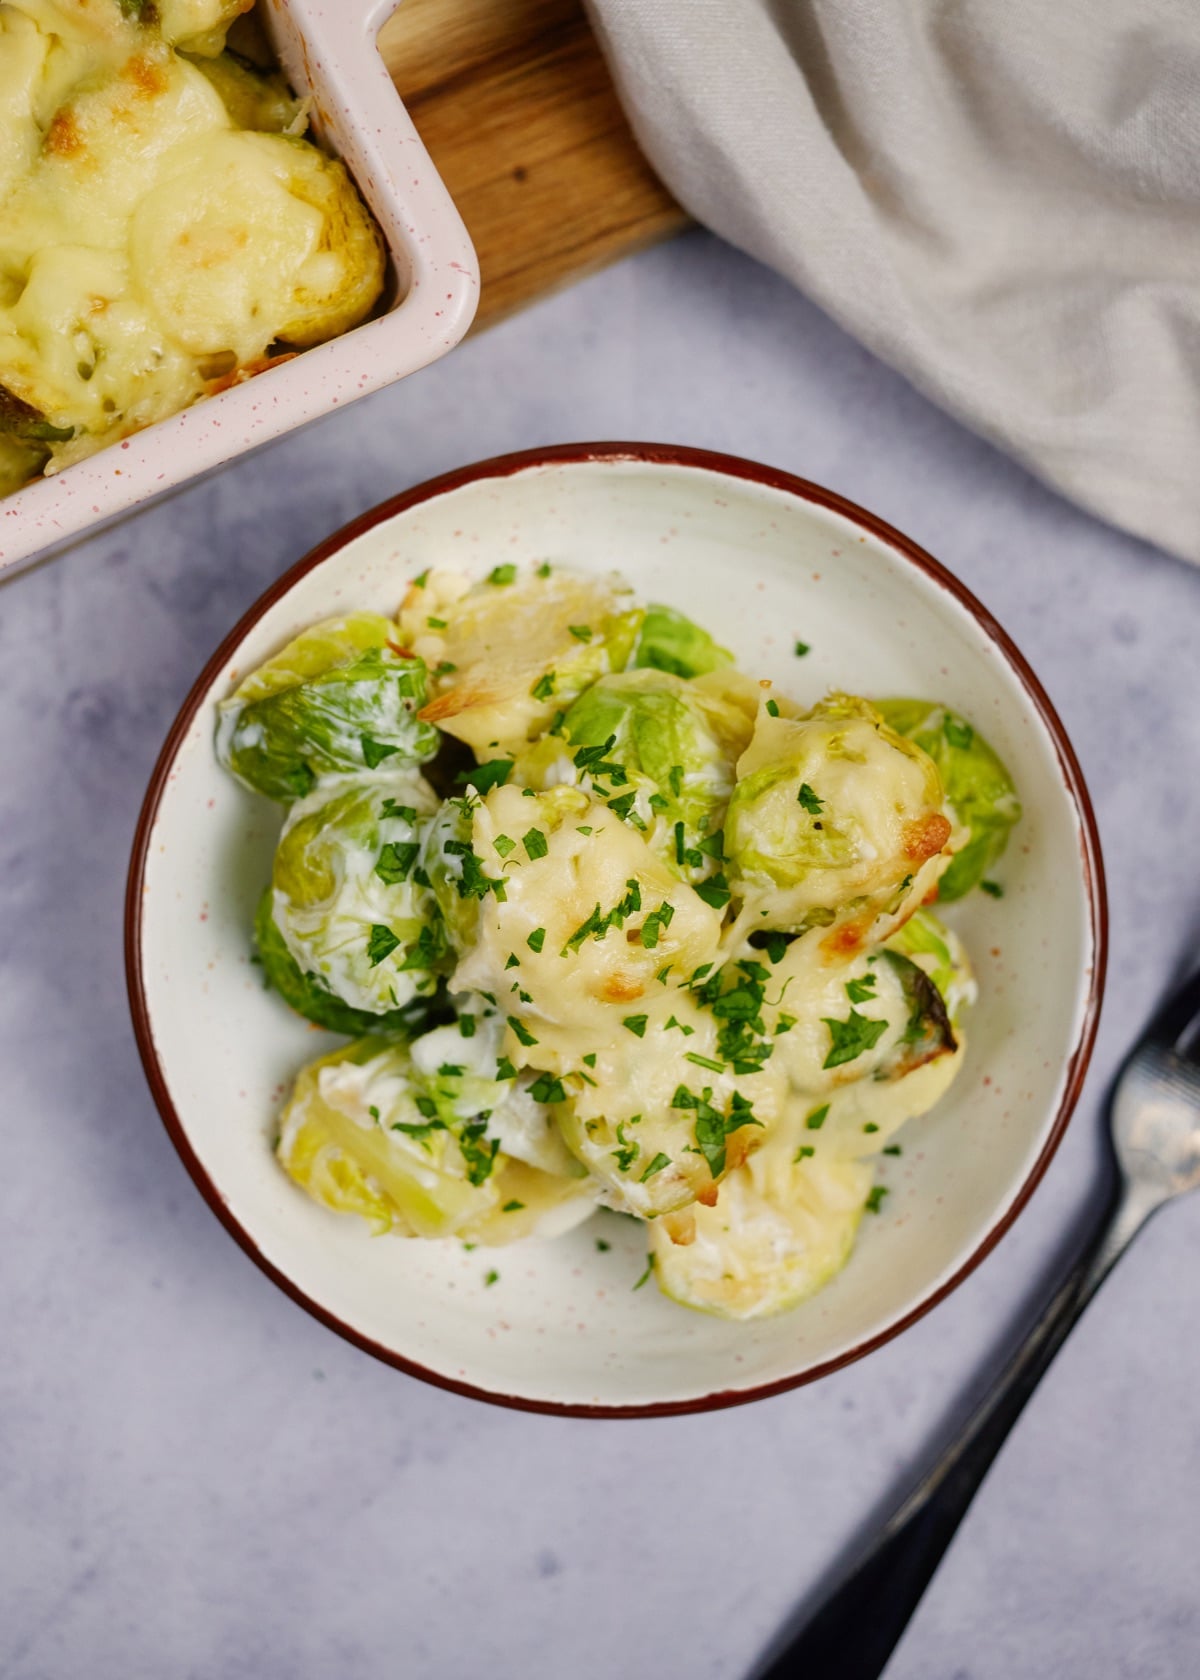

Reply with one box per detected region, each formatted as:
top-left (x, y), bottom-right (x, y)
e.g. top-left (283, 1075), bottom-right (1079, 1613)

top-left (863, 1122), bottom-right (880, 1133)
top-left (426, 616), bottom-right (447, 630)
top-left (632, 1256), bottom-right (655, 1291)
top-left (582, 1052), bottom-right (597, 1068)
top-left (668, 765), bottom-right (684, 798)
top-left (981, 879), bottom-right (1004, 898)
top-left (527, 927), bottom-right (546, 953)
top-left (459, 1122), bottom-right (500, 1186)
top-left (684, 1052), bottom-right (724, 1073)
top-left (529, 1072), bottom-right (566, 1104)
top-left (765, 698), bottom-right (780, 717)
top-left (507, 1015), bottom-right (538, 1047)
top-left (457, 756), bottom-right (510, 792)
top-left (622, 1014), bottom-right (648, 1038)
top-left (522, 827), bottom-right (549, 860)
top-left (639, 901), bottom-right (676, 949)
top-left (639, 1152), bottom-right (671, 1183)
top-left (675, 1085), bottom-right (762, 1178)
top-left (361, 736), bottom-right (400, 770)
top-left (796, 782), bottom-right (824, 815)
top-left (805, 1103), bottom-right (830, 1130)
top-left (664, 1014), bottom-right (694, 1036)
top-left (596, 1238), bottom-right (611, 1253)
top-left (530, 672), bottom-right (556, 701)
top-left (865, 1185), bottom-right (890, 1214)
top-left (366, 924), bottom-right (401, 966)
top-left (437, 1063), bottom-right (464, 1078)
top-left (504, 953), bottom-right (519, 969)
top-left (495, 1056), bottom-right (518, 1080)
top-left (493, 834), bottom-right (516, 857)
top-left (845, 972), bottom-right (877, 1004)
top-left (487, 564), bottom-right (517, 586)
top-left (411, 569), bottom-right (429, 588)
top-left (380, 798), bottom-right (417, 823)
top-left (434, 660), bottom-right (458, 677)
top-left (794, 639), bottom-right (810, 657)
top-left (484, 1269), bottom-right (500, 1286)
top-left (822, 1008), bottom-right (890, 1069)
top-left (502, 1200), bottom-right (524, 1212)
top-left (459, 1015), bottom-right (477, 1039)
top-left (568, 624), bottom-right (593, 642)
top-left (693, 872), bottom-right (731, 910)
top-left (374, 841), bottom-right (419, 884)
top-left (613, 1119), bottom-right (641, 1172)
top-left (794, 1144), bottom-right (815, 1160)
top-left (536, 561), bottom-right (552, 578)
top-left (883, 1144), bottom-right (903, 1157)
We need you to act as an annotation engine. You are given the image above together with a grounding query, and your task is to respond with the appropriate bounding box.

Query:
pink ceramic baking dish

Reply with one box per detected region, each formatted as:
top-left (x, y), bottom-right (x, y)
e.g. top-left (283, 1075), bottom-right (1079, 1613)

top-left (0, 0), bottom-right (478, 583)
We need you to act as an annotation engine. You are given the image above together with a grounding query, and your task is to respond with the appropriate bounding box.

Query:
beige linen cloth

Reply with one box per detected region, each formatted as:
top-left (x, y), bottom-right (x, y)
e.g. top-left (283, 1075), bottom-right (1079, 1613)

top-left (585, 0), bottom-right (1200, 564)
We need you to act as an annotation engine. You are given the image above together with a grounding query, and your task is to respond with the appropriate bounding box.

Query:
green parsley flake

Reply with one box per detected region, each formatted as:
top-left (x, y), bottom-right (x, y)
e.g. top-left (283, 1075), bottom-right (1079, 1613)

top-left (523, 827), bottom-right (549, 860)
top-left (794, 1145), bottom-right (815, 1160)
top-left (981, 880), bottom-right (1005, 898)
top-left (693, 872), bottom-right (731, 909)
top-left (845, 973), bottom-right (877, 1004)
top-left (794, 639), bottom-right (810, 657)
top-left (495, 1056), bottom-right (518, 1080)
top-left (527, 927), bottom-right (546, 953)
top-left (537, 562), bottom-right (552, 578)
top-left (568, 624), bottom-right (593, 642)
top-left (668, 765), bottom-right (684, 798)
top-left (632, 1256), bottom-right (655, 1291)
top-left (796, 782), bottom-right (824, 815)
top-left (596, 1238), bottom-right (611, 1253)
top-left (865, 1185), bottom-right (890, 1214)
top-left (426, 616), bottom-right (447, 630)
top-left (459, 1016), bottom-right (477, 1039)
top-left (685, 1052), bottom-right (724, 1074)
top-left (883, 1144), bottom-right (903, 1157)
top-left (576, 825), bottom-right (593, 836)
top-left (805, 1103), bottom-right (830, 1130)
top-left (765, 698), bottom-right (780, 717)
top-left (639, 1152), bottom-right (671, 1183)
top-left (530, 672), bottom-right (556, 701)
top-left (623, 1014), bottom-right (649, 1038)
top-left (863, 1122), bottom-right (880, 1133)
top-left (366, 925), bottom-right (400, 966)
top-left (502, 1200), bottom-right (524, 1212)
top-left (411, 569), bottom-right (429, 588)
top-left (437, 1063), bottom-right (464, 1078)
top-left (374, 841), bottom-right (419, 885)
top-left (361, 737), bottom-right (400, 770)
top-left (822, 1008), bottom-right (889, 1069)
top-left (504, 953), bottom-right (519, 969)
top-left (488, 564), bottom-right (517, 586)
top-left (493, 834), bottom-right (516, 857)
top-left (434, 660), bottom-right (458, 677)
top-left (775, 1013), bottom-right (797, 1036)
top-left (455, 758), bottom-right (513, 793)
top-left (507, 1015), bottom-right (538, 1047)
top-left (529, 1072), bottom-right (567, 1104)
top-left (582, 1053), bottom-right (597, 1068)
top-left (484, 1269), bottom-right (500, 1286)
top-left (380, 798), bottom-right (416, 823)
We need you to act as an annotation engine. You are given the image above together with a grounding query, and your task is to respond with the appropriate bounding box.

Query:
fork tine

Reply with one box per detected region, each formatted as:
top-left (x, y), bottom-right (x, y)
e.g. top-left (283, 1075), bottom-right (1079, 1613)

top-left (1141, 963), bottom-right (1200, 1054)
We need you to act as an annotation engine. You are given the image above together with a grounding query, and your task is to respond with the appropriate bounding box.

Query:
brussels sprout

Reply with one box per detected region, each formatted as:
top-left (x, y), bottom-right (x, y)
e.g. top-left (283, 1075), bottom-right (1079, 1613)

top-left (215, 613), bottom-right (438, 801)
top-left (420, 792), bottom-right (510, 956)
top-left (873, 701), bottom-right (1021, 900)
top-left (764, 933), bottom-right (917, 1095)
top-left (553, 982), bottom-right (787, 1220)
top-left (275, 1032), bottom-right (593, 1242)
top-left (450, 783), bottom-right (726, 1062)
top-left (183, 50), bottom-right (305, 133)
top-left (271, 773), bottom-right (449, 1016)
top-left (253, 888), bottom-right (445, 1039)
top-left (649, 1118), bottom-right (872, 1320)
top-left (547, 670), bottom-right (752, 881)
top-left (725, 693), bottom-right (953, 939)
top-left (398, 565), bottom-right (643, 755)
top-left (632, 604), bottom-right (733, 678)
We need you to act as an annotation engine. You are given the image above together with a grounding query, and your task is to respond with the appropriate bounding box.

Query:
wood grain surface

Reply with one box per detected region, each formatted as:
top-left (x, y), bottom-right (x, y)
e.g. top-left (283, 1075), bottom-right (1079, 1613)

top-left (378, 0), bottom-right (688, 329)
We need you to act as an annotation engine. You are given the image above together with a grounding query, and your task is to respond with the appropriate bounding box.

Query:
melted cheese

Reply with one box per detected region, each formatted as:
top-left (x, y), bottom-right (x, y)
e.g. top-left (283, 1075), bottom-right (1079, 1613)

top-left (0, 0), bottom-right (383, 490)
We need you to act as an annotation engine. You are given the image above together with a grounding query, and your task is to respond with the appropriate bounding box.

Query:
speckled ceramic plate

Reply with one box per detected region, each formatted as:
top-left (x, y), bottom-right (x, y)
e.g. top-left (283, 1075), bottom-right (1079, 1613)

top-left (125, 443), bottom-right (1106, 1415)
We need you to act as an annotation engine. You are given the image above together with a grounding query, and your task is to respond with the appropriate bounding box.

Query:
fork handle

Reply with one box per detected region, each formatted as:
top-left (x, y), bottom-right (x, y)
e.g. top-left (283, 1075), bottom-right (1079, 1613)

top-left (753, 1176), bottom-right (1160, 1680)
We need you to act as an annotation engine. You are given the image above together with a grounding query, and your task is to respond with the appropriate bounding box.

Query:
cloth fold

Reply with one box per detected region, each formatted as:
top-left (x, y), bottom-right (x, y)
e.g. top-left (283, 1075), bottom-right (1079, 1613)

top-left (586, 0), bottom-right (1200, 564)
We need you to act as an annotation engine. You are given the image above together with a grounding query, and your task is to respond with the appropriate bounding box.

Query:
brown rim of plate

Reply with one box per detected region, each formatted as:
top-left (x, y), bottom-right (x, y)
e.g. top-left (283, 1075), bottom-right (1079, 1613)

top-left (124, 440), bottom-right (1108, 1420)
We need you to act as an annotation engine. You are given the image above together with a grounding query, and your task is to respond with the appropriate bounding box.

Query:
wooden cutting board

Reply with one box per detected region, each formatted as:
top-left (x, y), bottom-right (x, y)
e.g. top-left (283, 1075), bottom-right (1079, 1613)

top-left (378, 0), bottom-right (689, 330)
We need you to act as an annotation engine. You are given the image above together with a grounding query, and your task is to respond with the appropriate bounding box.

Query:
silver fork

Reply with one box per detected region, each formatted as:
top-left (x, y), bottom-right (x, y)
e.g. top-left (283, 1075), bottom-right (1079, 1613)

top-left (752, 965), bottom-right (1200, 1680)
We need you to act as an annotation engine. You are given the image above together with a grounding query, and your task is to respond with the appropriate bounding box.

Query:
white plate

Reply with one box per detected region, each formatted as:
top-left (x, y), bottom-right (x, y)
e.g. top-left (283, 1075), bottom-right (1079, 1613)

top-left (126, 444), bottom-right (1106, 1415)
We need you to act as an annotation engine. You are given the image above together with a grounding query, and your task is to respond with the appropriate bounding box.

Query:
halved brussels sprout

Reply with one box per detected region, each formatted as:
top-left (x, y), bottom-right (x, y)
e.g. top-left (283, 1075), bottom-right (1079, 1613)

top-left (725, 693), bottom-right (955, 942)
top-left (554, 980), bottom-right (787, 1219)
top-left (649, 1112), bottom-right (873, 1320)
top-left (253, 888), bottom-right (444, 1038)
top-left (451, 783), bottom-right (726, 1062)
top-left (276, 1033), bottom-right (594, 1243)
top-left (528, 669), bottom-right (752, 883)
top-left (398, 565), bottom-right (643, 756)
top-left (270, 772), bottom-right (448, 1016)
top-left (216, 613), bottom-right (437, 801)
top-left (632, 604), bottom-right (733, 678)
top-left (873, 701), bottom-right (1021, 900)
